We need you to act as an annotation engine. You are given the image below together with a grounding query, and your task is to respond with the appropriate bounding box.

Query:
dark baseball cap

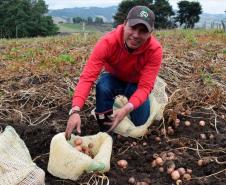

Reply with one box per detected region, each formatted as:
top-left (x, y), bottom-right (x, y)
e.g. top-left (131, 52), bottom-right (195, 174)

top-left (126, 5), bottom-right (155, 32)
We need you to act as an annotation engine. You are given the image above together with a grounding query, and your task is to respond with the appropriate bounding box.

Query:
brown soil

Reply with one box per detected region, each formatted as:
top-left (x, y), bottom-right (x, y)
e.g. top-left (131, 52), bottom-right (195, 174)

top-left (0, 75), bottom-right (226, 185)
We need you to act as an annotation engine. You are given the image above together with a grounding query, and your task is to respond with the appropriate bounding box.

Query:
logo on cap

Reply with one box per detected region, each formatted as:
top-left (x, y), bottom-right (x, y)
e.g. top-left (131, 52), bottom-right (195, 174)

top-left (139, 11), bottom-right (149, 18)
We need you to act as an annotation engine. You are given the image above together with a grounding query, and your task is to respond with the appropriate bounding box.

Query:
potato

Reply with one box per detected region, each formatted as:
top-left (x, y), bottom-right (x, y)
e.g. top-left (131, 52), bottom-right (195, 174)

top-left (176, 179), bottom-right (182, 185)
top-left (155, 157), bottom-right (164, 166)
top-left (199, 120), bottom-right (205, 126)
top-left (197, 159), bottom-right (203, 166)
top-left (75, 145), bottom-right (82, 152)
top-left (155, 136), bottom-right (161, 142)
top-left (186, 168), bottom-right (192, 174)
top-left (167, 167), bottom-right (174, 174)
top-left (74, 138), bottom-right (82, 146)
top-left (184, 120), bottom-right (191, 126)
top-left (200, 133), bottom-right (206, 139)
top-left (185, 109), bottom-right (191, 115)
top-left (159, 167), bottom-right (164, 172)
top-left (171, 170), bottom-right (180, 181)
top-left (117, 159), bottom-right (128, 169)
top-left (183, 173), bottom-right (191, 181)
top-left (128, 177), bottom-right (135, 184)
top-left (178, 167), bottom-right (186, 175)
top-left (151, 160), bottom-right (157, 167)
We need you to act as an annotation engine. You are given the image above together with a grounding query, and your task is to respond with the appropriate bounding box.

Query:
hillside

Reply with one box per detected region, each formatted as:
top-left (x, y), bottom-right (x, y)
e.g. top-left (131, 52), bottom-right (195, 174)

top-left (195, 13), bottom-right (226, 28)
top-left (48, 6), bottom-right (117, 22)
top-left (48, 6), bottom-right (226, 28)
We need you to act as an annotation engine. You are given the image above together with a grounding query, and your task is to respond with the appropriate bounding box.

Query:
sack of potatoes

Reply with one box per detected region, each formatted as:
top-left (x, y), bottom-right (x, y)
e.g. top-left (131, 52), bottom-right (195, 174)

top-left (47, 132), bottom-right (113, 181)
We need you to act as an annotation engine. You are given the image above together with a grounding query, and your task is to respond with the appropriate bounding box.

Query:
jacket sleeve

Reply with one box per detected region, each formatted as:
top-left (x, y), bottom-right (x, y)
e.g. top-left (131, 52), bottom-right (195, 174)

top-left (72, 38), bottom-right (109, 109)
top-left (128, 46), bottom-right (163, 109)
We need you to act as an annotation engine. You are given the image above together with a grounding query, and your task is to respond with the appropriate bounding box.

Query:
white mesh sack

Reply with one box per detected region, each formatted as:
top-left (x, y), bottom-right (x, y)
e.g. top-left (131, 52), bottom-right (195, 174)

top-left (113, 76), bottom-right (168, 138)
top-left (47, 132), bottom-right (113, 181)
top-left (0, 126), bottom-right (45, 185)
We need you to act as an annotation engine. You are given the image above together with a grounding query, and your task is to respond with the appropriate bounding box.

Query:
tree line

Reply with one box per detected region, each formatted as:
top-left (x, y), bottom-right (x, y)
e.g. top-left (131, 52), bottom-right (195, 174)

top-left (73, 0), bottom-right (202, 29)
top-left (0, 0), bottom-right (58, 38)
top-left (114, 0), bottom-right (202, 29)
top-left (72, 16), bottom-right (104, 25)
top-left (0, 0), bottom-right (202, 39)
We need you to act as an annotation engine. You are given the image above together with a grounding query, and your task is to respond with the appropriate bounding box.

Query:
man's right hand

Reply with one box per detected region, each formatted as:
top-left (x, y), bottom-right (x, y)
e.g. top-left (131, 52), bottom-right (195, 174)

top-left (65, 113), bottom-right (81, 140)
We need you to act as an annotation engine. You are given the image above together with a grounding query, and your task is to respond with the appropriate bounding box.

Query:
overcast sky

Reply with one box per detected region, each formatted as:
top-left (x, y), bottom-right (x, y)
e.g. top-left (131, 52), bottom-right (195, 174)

top-left (45, 0), bottom-right (226, 14)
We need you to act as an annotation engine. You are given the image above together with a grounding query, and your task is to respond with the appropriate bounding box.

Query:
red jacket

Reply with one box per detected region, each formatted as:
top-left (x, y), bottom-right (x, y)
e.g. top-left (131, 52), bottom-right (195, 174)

top-left (72, 24), bottom-right (162, 110)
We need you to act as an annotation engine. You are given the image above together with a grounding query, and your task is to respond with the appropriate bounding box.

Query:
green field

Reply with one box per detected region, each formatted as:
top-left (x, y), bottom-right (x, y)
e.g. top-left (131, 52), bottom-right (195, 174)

top-left (58, 23), bottom-right (113, 33)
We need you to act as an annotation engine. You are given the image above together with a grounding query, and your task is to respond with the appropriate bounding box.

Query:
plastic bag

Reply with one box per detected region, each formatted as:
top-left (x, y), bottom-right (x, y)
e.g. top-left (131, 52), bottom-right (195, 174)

top-left (113, 76), bottom-right (168, 138)
top-left (0, 126), bottom-right (45, 185)
top-left (47, 132), bottom-right (113, 181)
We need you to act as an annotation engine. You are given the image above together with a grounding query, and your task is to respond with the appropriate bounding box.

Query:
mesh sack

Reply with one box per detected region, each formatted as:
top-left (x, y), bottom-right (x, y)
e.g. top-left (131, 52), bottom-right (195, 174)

top-left (48, 132), bottom-right (113, 181)
top-left (18, 167), bottom-right (45, 185)
top-left (113, 76), bottom-right (168, 138)
top-left (0, 126), bottom-right (45, 185)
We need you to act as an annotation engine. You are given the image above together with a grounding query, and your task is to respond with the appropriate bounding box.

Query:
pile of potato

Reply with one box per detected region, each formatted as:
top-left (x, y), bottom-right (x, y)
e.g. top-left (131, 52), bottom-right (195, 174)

top-left (74, 138), bottom-right (94, 158)
top-left (151, 152), bottom-right (192, 184)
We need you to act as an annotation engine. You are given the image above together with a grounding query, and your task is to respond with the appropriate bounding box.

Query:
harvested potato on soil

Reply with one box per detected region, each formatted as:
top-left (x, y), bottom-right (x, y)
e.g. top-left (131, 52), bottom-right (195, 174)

top-left (199, 120), bottom-right (205, 126)
top-left (184, 120), bottom-right (191, 126)
top-left (128, 177), bottom-right (136, 184)
top-left (171, 170), bottom-right (180, 181)
top-left (155, 157), bottom-right (164, 166)
top-left (183, 173), bottom-right (191, 181)
top-left (117, 159), bottom-right (128, 169)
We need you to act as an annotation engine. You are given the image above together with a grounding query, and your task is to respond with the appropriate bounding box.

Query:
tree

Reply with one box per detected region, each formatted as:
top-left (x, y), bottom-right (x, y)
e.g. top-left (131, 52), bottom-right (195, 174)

top-left (87, 16), bottom-right (93, 24)
top-left (29, 0), bottom-right (58, 37)
top-left (113, 0), bottom-right (175, 29)
top-left (95, 17), bottom-right (104, 24)
top-left (151, 0), bottom-right (175, 29)
top-left (176, 1), bottom-right (202, 28)
top-left (73, 16), bottom-right (83, 23)
top-left (113, 0), bottom-right (153, 27)
top-left (0, 0), bottom-right (31, 38)
top-left (0, 0), bottom-right (58, 38)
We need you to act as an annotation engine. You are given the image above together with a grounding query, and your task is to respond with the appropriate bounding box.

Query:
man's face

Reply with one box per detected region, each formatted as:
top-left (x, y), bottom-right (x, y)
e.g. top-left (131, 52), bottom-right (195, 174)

top-left (124, 21), bottom-right (151, 50)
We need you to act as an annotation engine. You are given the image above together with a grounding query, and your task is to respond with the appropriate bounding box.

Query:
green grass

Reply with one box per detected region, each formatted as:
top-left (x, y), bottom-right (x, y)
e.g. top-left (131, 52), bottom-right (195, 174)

top-left (57, 54), bottom-right (75, 64)
top-left (58, 23), bottom-right (113, 33)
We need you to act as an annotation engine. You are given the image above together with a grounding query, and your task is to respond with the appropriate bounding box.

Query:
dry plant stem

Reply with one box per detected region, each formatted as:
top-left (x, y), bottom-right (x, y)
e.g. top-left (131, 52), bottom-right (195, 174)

top-left (80, 173), bottom-right (109, 185)
top-left (12, 109), bottom-right (24, 122)
top-left (168, 88), bottom-right (187, 103)
top-left (191, 169), bottom-right (226, 180)
top-left (30, 111), bottom-right (52, 126)
top-left (118, 146), bottom-right (133, 155)
top-left (162, 117), bottom-right (167, 139)
top-left (196, 141), bottom-right (202, 159)
top-left (222, 105), bottom-right (226, 111)
top-left (167, 137), bottom-right (226, 160)
top-left (167, 137), bottom-right (204, 150)
top-left (185, 115), bottom-right (211, 119)
top-left (214, 157), bottom-right (226, 165)
top-left (157, 117), bottom-right (167, 139)
top-left (32, 153), bottom-right (50, 162)
top-left (209, 107), bottom-right (219, 134)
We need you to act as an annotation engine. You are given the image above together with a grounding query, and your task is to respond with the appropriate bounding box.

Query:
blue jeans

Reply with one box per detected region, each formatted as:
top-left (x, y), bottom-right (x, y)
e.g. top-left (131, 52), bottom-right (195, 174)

top-left (95, 73), bottom-right (150, 126)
